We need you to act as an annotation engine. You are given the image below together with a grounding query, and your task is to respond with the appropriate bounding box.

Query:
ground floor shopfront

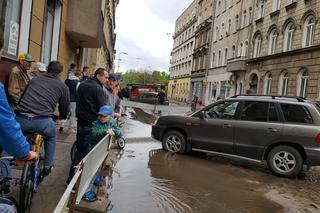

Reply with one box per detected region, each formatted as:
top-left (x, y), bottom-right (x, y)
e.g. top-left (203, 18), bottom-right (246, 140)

top-left (168, 77), bottom-right (191, 103)
top-left (0, 0), bottom-right (114, 81)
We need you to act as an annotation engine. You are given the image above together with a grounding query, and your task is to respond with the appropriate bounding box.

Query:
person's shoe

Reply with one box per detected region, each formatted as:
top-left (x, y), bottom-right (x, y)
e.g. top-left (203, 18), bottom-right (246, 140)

top-left (0, 179), bottom-right (11, 194)
top-left (42, 166), bottom-right (53, 177)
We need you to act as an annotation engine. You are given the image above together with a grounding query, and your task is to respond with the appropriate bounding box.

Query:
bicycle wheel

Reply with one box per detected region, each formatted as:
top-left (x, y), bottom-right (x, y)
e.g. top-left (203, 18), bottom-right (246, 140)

top-left (19, 163), bottom-right (34, 213)
top-left (70, 142), bottom-right (77, 161)
top-left (117, 138), bottom-right (125, 149)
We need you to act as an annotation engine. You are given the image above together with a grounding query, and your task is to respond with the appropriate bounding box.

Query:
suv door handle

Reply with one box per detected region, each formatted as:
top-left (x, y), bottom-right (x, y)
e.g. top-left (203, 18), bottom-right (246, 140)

top-left (268, 128), bottom-right (278, 133)
top-left (223, 124), bottom-right (232, 128)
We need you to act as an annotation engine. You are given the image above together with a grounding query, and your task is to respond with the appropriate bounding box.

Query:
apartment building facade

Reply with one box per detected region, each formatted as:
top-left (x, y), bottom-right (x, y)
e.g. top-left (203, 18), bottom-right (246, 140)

top-left (246, 0), bottom-right (320, 100)
top-left (0, 0), bottom-right (117, 81)
top-left (204, 0), bottom-right (255, 104)
top-left (168, 1), bottom-right (197, 102)
top-left (190, 0), bottom-right (214, 102)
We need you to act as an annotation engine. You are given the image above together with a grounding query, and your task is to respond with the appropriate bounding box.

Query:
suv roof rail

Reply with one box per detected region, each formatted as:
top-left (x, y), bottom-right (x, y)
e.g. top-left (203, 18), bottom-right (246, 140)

top-left (230, 94), bottom-right (306, 102)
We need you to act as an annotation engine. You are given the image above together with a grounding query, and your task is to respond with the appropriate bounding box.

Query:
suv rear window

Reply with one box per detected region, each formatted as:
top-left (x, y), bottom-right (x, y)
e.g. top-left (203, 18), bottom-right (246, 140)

top-left (280, 104), bottom-right (313, 124)
top-left (241, 102), bottom-right (279, 122)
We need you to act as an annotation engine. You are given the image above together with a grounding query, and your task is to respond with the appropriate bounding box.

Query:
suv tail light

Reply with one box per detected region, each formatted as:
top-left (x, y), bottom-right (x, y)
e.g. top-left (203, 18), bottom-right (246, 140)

top-left (316, 133), bottom-right (320, 144)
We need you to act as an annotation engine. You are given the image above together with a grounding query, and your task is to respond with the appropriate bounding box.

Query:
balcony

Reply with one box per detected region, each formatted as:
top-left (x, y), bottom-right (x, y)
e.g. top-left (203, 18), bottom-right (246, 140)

top-left (226, 57), bottom-right (247, 72)
top-left (66, 0), bottom-right (104, 48)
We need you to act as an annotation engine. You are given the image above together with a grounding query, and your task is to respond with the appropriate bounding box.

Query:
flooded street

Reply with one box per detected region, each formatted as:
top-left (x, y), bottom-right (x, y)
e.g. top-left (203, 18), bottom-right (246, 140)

top-left (106, 108), bottom-right (320, 213)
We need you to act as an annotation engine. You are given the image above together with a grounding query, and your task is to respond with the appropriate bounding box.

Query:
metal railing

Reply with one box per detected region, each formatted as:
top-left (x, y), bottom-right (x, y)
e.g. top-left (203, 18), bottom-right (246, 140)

top-left (54, 135), bottom-right (111, 213)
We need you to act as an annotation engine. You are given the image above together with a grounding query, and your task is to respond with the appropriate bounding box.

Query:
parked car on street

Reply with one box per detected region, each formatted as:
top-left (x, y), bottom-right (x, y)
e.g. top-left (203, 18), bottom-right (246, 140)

top-left (130, 92), bottom-right (169, 105)
top-left (152, 95), bottom-right (320, 177)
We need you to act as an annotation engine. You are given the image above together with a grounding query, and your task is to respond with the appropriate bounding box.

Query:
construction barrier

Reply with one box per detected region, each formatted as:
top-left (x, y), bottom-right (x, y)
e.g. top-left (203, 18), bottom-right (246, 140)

top-left (54, 135), bottom-right (111, 213)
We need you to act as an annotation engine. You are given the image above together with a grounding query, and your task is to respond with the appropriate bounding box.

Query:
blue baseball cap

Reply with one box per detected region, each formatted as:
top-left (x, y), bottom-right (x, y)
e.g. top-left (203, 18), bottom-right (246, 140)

top-left (109, 73), bottom-right (121, 81)
top-left (98, 105), bottom-right (113, 116)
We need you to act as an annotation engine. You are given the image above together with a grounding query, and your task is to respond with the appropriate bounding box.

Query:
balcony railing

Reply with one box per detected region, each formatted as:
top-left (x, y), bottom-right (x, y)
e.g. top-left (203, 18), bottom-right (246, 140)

top-left (66, 0), bottom-right (104, 48)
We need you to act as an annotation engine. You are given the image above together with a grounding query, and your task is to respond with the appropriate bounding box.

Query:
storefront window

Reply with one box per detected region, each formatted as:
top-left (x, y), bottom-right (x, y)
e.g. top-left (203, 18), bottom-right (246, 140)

top-left (0, 0), bottom-right (21, 57)
top-left (42, 0), bottom-right (62, 65)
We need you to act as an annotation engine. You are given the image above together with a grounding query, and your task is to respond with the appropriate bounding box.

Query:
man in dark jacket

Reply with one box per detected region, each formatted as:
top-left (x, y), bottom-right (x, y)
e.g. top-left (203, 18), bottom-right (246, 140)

top-left (65, 69), bottom-right (80, 131)
top-left (67, 68), bottom-right (108, 183)
top-left (15, 61), bottom-right (70, 176)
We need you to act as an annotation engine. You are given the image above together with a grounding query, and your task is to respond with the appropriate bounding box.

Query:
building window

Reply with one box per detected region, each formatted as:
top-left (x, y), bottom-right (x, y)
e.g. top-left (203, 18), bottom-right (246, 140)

top-left (268, 28), bottom-right (277, 55)
top-left (224, 48), bottom-right (228, 65)
top-left (279, 71), bottom-right (289, 96)
top-left (297, 69), bottom-right (309, 98)
top-left (244, 41), bottom-right (249, 56)
top-left (264, 72), bottom-right (272, 95)
top-left (302, 15), bottom-right (315, 48)
top-left (211, 52), bottom-right (215, 68)
top-left (221, 23), bottom-right (225, 39)
top-left (253, 34), bottom-right (262, 57)
top-left (42, 0), bottom-right (62, 65)
top-left (235, 15), bottom-right (239, 31)
top-left (232, 45), bottom-right (236, 58)
top-left (218, 50), bottom-right (222, 66)
top-left (243, 10), bottom-right (247, 27)
top-left (228, 19), bottom-right (232, 35)
top-left (238, 42), bottom-right (243, 56)
top-left (249, 7), bottom-right (253, 23)
top-left (217, 1), bottom-right (221, 15)
top-left (215, 26), bottom-right (219, 41)
top-left (283, 22), bottom-right (294, 52)
top-left (272, 0), bottom-right (281, 11)
top-left (257, 0), bottom-right (265, 19)
top-left (0, 0), bottom-right (22, 57)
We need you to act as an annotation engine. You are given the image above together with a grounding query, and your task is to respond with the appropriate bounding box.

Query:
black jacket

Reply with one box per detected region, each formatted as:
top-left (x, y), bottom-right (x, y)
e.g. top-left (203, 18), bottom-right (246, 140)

top-left (65, 78), bottom-right (79, 102)
top-left (76, 78), bottom-right (107, 127)
top-left (16, 74), bottom-right (70, 119)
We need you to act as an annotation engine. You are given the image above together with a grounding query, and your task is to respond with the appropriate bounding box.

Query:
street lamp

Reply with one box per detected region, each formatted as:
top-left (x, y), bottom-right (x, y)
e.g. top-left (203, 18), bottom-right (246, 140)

top-left (117, 52), bottom-right (128, 72)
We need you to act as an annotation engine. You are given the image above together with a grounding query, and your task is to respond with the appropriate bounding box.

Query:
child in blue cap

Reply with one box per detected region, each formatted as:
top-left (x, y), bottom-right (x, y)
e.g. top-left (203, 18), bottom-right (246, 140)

top-left (91, 105), bottom-right (122, 148)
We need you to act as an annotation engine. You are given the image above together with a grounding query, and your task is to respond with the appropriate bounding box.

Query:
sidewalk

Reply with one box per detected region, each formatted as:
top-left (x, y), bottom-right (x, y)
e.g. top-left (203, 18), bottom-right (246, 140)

top-left (30, 131), bottom-right (76, 213)
top-left (168, 99), bottom-right (189, 106)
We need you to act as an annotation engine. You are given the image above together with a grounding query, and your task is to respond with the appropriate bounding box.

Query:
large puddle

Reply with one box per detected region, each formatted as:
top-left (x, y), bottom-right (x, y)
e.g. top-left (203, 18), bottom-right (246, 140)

top-left (107, 142), bottom-right (284, 213)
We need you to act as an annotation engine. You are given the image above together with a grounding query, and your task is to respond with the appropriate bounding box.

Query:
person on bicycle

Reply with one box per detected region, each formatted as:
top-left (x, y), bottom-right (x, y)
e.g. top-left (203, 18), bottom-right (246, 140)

top-left (0, 84), bottom-right (37, 160)
top-left (0, 33), bottom-right (37, 160)
top-left (15, 61), bottom-right (70, 176)
top-left (91, 105), bottom-right (122, 149)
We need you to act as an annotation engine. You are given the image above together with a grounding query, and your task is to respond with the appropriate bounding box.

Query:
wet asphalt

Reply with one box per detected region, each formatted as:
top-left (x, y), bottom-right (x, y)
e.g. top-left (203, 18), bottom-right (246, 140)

top-left (9, 107), bottom-right (320, 213)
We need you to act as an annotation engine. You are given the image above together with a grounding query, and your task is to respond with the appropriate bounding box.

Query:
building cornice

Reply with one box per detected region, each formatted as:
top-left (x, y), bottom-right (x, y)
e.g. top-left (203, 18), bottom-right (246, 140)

top-left (247, 45), bottom-right (320, 63)
top-left (173, 16), bottom-right (197, 39)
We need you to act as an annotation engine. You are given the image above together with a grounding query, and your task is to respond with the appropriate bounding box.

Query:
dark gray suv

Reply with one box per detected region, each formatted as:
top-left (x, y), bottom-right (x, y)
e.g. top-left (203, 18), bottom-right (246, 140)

top-left (152, 95), bottom-right (320, 177)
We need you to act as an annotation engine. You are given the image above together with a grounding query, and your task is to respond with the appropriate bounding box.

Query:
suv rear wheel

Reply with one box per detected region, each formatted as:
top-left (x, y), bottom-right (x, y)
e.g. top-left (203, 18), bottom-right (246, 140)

top-left (267, 145), bottom-right (303, 178)
top-left (162, 130), bottom-right (186, 154)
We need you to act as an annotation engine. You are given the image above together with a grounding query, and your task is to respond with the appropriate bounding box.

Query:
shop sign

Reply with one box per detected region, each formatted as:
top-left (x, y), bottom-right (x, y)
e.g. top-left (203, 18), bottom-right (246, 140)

top-left (8, 21), bottom-right (19, 55)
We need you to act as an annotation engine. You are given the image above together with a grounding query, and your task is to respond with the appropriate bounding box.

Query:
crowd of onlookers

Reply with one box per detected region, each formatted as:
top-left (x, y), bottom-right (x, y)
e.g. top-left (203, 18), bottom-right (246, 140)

top-left (0, 31), bottom-right (125, 189)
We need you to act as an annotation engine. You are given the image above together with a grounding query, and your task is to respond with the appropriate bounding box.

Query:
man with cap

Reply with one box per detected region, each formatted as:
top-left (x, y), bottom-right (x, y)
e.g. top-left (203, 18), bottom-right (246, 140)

top-left (30, 62), bottom-right (47, 79)
top-left (7, 53), bottom-right (34, 108)
top-left (104, 73), bottom-right (120, 112)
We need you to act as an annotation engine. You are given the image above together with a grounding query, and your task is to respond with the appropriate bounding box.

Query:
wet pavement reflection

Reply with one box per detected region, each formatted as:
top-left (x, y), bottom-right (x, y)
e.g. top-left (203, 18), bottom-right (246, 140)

top-left (108, 142), bottom-right (285, 213)
top-left (108, 108), bottom-right (320, 213)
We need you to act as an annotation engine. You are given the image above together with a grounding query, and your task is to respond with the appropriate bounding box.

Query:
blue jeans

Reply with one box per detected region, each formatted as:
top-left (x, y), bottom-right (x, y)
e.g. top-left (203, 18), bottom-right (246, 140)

top-left (16, 116), bottom-right (56, 167)
top-left (67, 126), bottom-right (93, 183)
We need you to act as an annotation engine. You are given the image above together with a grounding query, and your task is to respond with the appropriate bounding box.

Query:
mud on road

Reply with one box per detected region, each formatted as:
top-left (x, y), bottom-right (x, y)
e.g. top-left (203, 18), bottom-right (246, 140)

top-left (108, 108), bottom-right (320, 213)
top-left (108, 142), bottom-right (320, 213)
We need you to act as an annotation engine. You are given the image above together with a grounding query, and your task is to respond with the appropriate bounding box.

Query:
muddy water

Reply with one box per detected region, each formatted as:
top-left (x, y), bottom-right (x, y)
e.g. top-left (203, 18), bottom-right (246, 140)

top-left (108, 142), bottom-right (283, 213)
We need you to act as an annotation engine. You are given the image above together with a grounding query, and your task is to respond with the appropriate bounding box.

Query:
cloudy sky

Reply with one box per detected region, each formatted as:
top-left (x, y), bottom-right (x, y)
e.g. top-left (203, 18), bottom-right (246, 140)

top-left (114, 0), bottom-right (193, 72)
